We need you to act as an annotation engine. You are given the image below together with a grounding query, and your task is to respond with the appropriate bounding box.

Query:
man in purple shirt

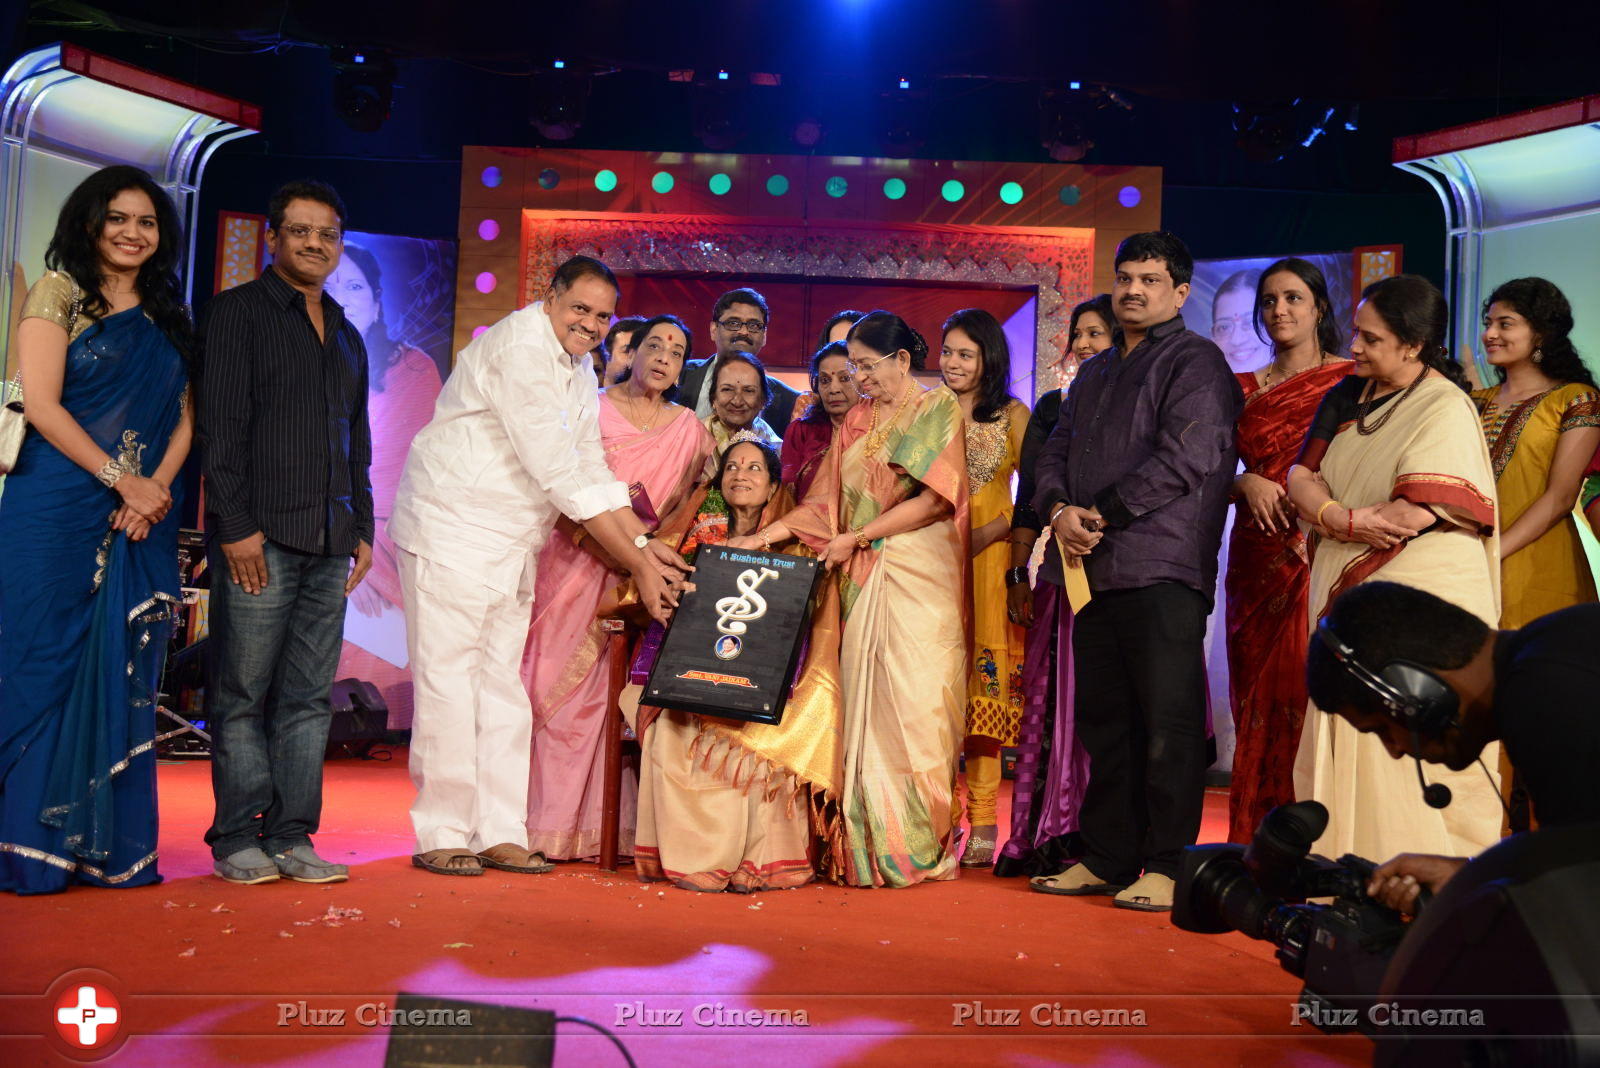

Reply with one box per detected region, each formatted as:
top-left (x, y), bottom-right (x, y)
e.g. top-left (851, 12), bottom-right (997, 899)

top-left (1029, 231), bottom-right (1243, 911)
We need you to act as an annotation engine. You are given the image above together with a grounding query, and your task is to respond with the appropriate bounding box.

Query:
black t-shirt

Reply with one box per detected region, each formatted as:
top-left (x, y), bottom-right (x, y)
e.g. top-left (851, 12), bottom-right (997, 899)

top-left (1493, 604), bottom-right (1600, 827)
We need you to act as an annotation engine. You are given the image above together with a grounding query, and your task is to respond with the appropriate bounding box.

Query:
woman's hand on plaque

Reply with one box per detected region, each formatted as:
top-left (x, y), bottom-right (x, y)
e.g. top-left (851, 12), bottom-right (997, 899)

top-left (644, 535), bottom-right (692, 579)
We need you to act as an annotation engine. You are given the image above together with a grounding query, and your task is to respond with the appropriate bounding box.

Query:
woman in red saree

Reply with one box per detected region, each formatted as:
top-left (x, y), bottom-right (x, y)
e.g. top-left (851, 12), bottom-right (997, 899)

top-left (1225, 258), bottom-right (1351, 843)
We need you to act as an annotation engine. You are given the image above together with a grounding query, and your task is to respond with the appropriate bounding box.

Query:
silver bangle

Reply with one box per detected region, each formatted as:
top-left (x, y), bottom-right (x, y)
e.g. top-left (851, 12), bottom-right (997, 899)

top-left (96, 459), bottom-right (126, 488)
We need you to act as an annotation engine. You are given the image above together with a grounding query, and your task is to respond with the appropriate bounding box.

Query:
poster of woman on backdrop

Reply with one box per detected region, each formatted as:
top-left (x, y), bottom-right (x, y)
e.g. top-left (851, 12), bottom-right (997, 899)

top-left (1186, 252), bottom-right (1354, 374)
top-left (328, 232), bottom-right (456, 730)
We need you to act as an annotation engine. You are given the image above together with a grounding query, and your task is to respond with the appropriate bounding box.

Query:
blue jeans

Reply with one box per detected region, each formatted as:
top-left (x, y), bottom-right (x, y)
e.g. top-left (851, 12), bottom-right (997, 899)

top-left (205, 540), bottom-right (348, 859)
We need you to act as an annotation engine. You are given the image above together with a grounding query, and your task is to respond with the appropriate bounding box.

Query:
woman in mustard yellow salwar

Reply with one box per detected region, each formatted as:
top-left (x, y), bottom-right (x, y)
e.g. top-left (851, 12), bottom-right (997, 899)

top-left (1469, 278), bottom-right (1600, 629)
top-left (938, 309), bottom-right (1028, 867)
top-left (747, 311), bottom-right (970, 887)
top-left (1288, 276), bottom-right (1503, 862)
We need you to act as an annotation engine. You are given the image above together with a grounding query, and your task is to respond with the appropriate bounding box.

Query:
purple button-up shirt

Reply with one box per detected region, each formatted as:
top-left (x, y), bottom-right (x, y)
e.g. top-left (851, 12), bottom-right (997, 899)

top-left (1032, 316), bottom-right (1243, 605)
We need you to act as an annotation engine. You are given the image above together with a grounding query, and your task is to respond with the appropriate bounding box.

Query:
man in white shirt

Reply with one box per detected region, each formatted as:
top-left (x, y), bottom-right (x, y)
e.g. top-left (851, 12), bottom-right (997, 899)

top-left (389, 256), bottom-right (682, 877)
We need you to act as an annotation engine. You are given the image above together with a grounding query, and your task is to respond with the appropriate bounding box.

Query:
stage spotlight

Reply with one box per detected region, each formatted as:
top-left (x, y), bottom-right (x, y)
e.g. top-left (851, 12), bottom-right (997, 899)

top-left (1039, 88), bottom-right (1093, 162)
top-left (529, 69), bottom-right (590, 141)
top-left (1232, 100), bottom-right (1339, 163)
top-left (331, 47), bottom-right (394, 134)
top-left (693, 82), bottom-right (746, 151)
top-left (879, 90), bottom-right (929, 158)
top-left (792, 116), bottom-right (825, 148)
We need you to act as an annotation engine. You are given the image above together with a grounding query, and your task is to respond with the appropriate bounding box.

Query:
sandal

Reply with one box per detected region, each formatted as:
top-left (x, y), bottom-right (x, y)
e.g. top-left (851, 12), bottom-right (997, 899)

top-left (1028, 862), bottom-right (1130, 896)
top-left (961, 824), bottom-right (998, 867)
top-left (477, 843), bottom-right (555, 874)
top-left (412, 848), bottom-right (485, 876)
top-left (1112, 873), bottom-right (1175, 912)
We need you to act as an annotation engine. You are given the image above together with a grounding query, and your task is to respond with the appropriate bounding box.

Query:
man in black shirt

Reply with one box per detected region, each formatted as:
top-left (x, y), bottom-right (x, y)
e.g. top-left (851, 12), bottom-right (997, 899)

top-left (1305, 581), bottom-right (1600, 913)
top-left (198, 179), bottom-right (374, 886)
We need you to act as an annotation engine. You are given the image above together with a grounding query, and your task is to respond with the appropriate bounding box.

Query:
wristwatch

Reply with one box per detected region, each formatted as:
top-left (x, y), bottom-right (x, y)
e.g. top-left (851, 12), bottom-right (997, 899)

top-left (633, 532), bottom-right (654, 549)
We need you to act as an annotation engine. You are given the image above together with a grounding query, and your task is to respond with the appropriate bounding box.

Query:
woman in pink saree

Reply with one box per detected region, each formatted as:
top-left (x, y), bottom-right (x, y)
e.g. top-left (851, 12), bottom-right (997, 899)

top-left (520, 315), bottom-right (713, 861)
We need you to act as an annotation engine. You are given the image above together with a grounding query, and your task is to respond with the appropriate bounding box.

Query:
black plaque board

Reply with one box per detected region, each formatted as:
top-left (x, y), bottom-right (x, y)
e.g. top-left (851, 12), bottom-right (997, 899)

top-left (643, 544), bottom-right (821, 725)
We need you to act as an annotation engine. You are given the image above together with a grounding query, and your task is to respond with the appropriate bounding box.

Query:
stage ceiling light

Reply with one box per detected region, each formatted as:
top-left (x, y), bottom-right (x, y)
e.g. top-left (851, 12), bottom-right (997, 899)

top-left (477, 219), bottom-right (499, 240)
top-left (882, 177), bottom-right (906, 200)
top-left (1039, 87), bottom-right (1093, 162)
top-left (766, 174), bottom-right (790, 196)
top-left (825, 175), bottom-right (848, 198)
top-left (709, 172), bottom-right (732, 195)
top-left (792, 116), bottom-right (824, 148)
top-left (330, 47), bottom-right (394, 134)
top-left (651, 170), bottom-right (675, 194)
top-left (1232, 100), bottom-right (1342, 163)
top-left (999, 181), bottom-right (1024, 205)
top-left (693, 82), bottom-right (746, 151)
top-left (941, 179), bottom-right (965, 202)
top-left (529, 69), bottom-right (590, 141)
top-left (594, 168), bottom-right (618, 192)
top-left (480, 166), bottom-right (501, 188)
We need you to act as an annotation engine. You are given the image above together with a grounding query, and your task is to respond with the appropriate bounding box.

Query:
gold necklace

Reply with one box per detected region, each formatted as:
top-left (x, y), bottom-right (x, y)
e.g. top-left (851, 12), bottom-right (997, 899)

top-left (619, 387), bottom-right (665, 431)
top-left (864, 383), bottom-right (916, 454)
top-left (1262, 351), bottom-right (1327, 388)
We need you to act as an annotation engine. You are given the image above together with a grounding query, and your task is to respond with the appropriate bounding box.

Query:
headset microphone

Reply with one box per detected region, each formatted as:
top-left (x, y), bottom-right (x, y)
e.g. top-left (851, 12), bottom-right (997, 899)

top-left (1414, 750), bottom-right (1453, 809)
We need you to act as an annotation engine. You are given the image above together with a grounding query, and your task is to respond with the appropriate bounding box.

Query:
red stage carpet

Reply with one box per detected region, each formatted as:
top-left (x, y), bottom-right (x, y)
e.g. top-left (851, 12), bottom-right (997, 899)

top-left (1, 754), bottom-right (1370, 1066)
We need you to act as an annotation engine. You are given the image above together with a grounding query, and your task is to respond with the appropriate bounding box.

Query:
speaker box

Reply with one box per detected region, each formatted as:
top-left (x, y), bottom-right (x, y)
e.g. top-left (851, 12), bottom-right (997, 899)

top-left (326, 678), bottom-right (388, 760)
top-left (382, 994), bottom-right (555, 1068)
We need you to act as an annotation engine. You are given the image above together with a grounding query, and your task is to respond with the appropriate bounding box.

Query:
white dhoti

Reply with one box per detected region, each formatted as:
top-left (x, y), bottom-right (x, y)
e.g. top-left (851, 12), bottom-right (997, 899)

top-left (400, 548), bottom-right (537, 853)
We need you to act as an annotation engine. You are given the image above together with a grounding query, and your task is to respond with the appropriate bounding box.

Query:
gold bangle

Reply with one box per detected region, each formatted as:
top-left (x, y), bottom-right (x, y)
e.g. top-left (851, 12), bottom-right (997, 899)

top-left (853, 526), bottom-right (871, 550)
top-left (1315, 500), bottom-right (1338, 529)
top-left (757, 527), bottom-right (772, 551)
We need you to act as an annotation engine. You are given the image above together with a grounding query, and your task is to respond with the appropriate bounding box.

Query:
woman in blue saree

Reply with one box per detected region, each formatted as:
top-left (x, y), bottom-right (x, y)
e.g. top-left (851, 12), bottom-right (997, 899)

top-left (0, 166), bottom-right (195, 894)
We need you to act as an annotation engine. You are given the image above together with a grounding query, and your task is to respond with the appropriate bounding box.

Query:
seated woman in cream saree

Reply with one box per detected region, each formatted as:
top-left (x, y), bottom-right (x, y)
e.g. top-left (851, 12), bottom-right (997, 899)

top-left (627, 437), bottom-right (843, 892)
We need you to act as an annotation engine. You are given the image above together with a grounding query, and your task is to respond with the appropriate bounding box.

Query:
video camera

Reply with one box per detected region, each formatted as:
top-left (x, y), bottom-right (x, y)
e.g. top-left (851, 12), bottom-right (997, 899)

top-left (1172, 800), bottom-right (1410, 1036)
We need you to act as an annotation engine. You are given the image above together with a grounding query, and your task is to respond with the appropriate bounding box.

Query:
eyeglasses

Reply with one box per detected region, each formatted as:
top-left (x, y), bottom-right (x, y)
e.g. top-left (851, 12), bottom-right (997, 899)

top-left (716, 317), bottom-right (767, 334)
top-left (278, 223), bottom-right (343, 244)
top-left (1211, 313), bottom-right (1257, 342)
top-left (845, 352), bottom-right (896, 376)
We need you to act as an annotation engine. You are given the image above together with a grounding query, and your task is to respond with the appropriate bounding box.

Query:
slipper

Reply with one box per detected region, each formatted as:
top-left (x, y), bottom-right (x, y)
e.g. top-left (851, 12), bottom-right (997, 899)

top-left (412, 848), bottom-right (485, 876)
top-left (1112, 872), bottom-right (1175, 912)
top-left (477, 843), bottom-right (555, 874)
top-left (1028, 862), bottom-right (1130, 897)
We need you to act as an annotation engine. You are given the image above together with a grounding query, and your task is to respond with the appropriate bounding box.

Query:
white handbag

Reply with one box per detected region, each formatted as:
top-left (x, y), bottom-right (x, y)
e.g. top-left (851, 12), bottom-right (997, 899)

top-left (0, 274), bottom-right (81, 475)
top-left (0, 365), bottom-right (24, 474)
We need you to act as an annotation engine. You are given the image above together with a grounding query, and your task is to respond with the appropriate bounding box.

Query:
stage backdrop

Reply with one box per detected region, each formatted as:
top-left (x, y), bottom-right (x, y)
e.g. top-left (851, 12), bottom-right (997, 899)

top-left (215, 216), bottom-right (457, 729)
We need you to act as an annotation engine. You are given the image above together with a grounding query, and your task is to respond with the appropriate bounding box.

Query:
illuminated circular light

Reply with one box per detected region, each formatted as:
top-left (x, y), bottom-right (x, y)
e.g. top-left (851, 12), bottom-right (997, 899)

top-left (474, 272), bottom-right (497, 294)
top-left (825, 176), bottom-right (848, 198)
top-left (594, 169), bottom-right (618, 192)
top-left (480, 166), bottom-right (502, 189)
top-left (882, 178), bottom-right (907, 200)
top-left (651, 171), bottom-right (675, 194)
top-left (708, 172), bottom-right (732, 196)
top-left (941, 179), bottom-right (965, 202)
top-left (1058, 184), bottom-right (1082, 205)
top-left (1118, 184), bottom-right (1142, 208)
top-left (766, 174), bottom-right (789, 196)
top-left (999, 181), bottom-right (1024, 205)
top-left (472, 325), bottom-right (489, 339)
top-left (537, 168), bottom-right (560, 190)
top-left (477, 219), bottom-right (500, 241)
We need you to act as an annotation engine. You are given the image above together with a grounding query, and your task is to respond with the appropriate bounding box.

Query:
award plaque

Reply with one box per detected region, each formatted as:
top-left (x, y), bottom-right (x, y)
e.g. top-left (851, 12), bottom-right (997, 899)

top-left (643, 544), bottom-right (821, 725)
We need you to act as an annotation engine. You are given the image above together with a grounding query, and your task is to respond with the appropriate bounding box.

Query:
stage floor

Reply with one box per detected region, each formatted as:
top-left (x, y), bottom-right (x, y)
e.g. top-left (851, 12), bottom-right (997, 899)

top-left (0, 753), bottom-right (1369, 1066)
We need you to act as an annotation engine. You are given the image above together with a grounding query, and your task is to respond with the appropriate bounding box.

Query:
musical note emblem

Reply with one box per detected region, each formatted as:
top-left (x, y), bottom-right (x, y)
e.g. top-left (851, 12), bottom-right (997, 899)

top-left (716, 567), bottom-right (780, 636)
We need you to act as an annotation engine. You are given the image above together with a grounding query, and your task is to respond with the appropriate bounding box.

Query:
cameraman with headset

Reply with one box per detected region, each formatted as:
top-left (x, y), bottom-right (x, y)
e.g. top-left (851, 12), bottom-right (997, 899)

top-left (1306, 581), bottom-right (1600, 915)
